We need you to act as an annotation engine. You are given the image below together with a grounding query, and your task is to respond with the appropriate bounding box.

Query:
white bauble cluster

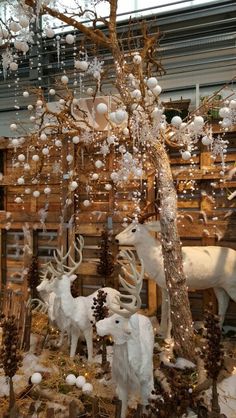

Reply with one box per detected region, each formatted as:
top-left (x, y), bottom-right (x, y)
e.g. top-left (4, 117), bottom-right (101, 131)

top-left (75, 60), bottom-right (89, 71)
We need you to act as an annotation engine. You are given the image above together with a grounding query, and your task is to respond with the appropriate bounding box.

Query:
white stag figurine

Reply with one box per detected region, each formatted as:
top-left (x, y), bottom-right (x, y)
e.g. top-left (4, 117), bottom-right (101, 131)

top-left (47, 236), bottom-right (120, 361)
top-left (96, 250), bottom-right (154, 418)
top-left (115, 214), bottom-right (236, 339)
top-left (36, 269), bottom-right (70, 347)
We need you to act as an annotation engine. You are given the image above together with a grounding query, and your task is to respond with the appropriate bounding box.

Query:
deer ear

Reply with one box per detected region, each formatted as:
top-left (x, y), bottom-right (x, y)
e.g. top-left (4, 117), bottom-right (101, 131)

top-left (145, 221), bottom-right (161, 232)
top-left (69, 274), bottom-right (77, 282)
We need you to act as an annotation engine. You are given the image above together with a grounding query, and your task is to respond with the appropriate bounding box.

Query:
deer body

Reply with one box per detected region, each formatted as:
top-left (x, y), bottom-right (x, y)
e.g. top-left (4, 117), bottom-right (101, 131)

top-left (96, 313), bottom-right (154, 418)
top-left (115, 223), bottom-right (236, 338)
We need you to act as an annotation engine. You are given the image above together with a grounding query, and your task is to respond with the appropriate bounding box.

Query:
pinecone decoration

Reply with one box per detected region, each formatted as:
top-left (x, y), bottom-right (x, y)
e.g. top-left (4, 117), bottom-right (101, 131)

top-left (97, 229), bottom-right (114, 286)
top-left (27, 255), bottom-right (40, 299)
top-left (92, 290), bottom-right (109, 368)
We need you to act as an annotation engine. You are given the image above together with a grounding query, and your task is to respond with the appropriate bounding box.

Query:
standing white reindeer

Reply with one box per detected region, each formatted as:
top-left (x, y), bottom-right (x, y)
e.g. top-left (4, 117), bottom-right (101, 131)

top-left (115, 215), bottom-right (236, 339)
top-left (96, 250), bottom-right (154, 418)
top-left (46, 236), bottom-right (120, 361)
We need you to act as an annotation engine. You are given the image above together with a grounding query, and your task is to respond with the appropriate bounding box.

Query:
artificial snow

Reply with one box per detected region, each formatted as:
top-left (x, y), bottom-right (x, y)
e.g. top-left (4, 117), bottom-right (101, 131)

top-left (204, 373), bottom-right (236, 418)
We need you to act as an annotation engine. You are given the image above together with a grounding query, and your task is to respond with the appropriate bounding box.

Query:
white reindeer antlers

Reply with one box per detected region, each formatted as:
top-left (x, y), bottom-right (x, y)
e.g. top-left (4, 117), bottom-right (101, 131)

top-left (46, 235), bottom-right (84, 279)
top-left (110, 249), bottom-right (144, 318)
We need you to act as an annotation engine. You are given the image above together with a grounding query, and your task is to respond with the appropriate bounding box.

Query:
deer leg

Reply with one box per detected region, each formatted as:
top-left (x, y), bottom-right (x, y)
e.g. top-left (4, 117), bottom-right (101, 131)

top-left (70, 328), bottom-right (80, 358)
top-left (116, 385), bottom-right (128, 418)
top-left (213, 287), bottom-right (230, 328)
top-left (83, 326), bottom-right (93, 362)
top-left (56, 330), bottom-right (64, 347)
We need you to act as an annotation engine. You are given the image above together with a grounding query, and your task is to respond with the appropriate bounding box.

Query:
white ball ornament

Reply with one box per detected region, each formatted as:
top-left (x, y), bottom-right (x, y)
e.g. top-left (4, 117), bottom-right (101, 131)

top-left (219, 107), bottom-right (230, 118)
top-left (96, 103), bottom-right (108, 114)
top-left (36, 99), bottom-right (43, 107)
top-left (33, 191), bottom-right (40, 198)
top-left (45, 27), bottom-right (55, 38)
top-left (123, 127), bottom-right (129, 136)
top-left (15, 197), bottom-right (23, 204)
top-left (31, 372), bottom-right (42, 385)
top-left (66, 154), bottom-right (73, 163)
top-left (61, 75), bottom-right (69, 85)
top-left (70, 181), bottom-right (78, 191)
top-left (49, 88), bottom-right (56, 96)
top-left (75, 376), bottom-right (86, 388)
top-left (87, 87), bottom-right (94, 96)
top-left (93, 70), bottom-right (100, 80)
top-left (10, 62), bottom-right (18, 71)
top-left (146, 77), bottom-right (158, 89)
top-left (131, 89), bottom-right (142, 100)
top-left (91, 173), bottom-right (99, 180)
top-left (65, 34), bottom-right (75, 44)
top-left (20, 42), bottom-right (29, 53)
top-left (10, 21), bottom-right (21, 32)
top-left (95, 160), bottom-right (103, 169)
top-left (12, 138), bottom-right (19, 147)
top-left (133, 54), bottom-right (142, 65)
top-left (75, 61), bottom-right (89, 71)
top-left (32, 154), bottom-right (40, 162)
top-left (44, 187), bottom-right (51, 195)
top-left (109, 112), bottom-right (117, 123)
top-left (115, 109), bottom-right (128, 124)
top-left (65, 374), bottom-right (76, 385)
top-left (194, 116), bottom-right (204, 126)
top-left (152, 85), bottom-right (162, 96)
top-left (28, 105), bottom-right (33, 111)
top-left (18, 154), bottom-right (25, 162)
top-left (30, 116), bottom-right (36, 122)
top-left (105, 183), bottom-right (112, 191)
top-left (151, 108), bottom-right (163, 119)
top-left (42, 148), bottom-right (49, 156)
top-left (229, 100), bottom-right (236, 109)
top-left (17, 177), bottom-right (24, 185)
top-left (221, 118), bottom-right (232, 128)
top-left (25, 188), bottom-right (31, 194)
top-left (23, 91), bottom-right (29, 98)
top-left (59, 99), bottom-right (65, 105)
top-left (10, 123), bottom-right (17, 131)
top-left (82, 383), bottom-right (93, 395)
top-left (202, 136), bottom-right (212, 146)
top-left (19, 16), bottom-right (29, 28)
top-left (24, 163), bottom-right (30, 171)
top-left (181, 150), bottom-right (191, 160)
top-left (171, 116), bottom-right (182, 127)
top-left (55, 140), bottom-right (62, 147)
top-left (72, 136), bottom-right (80, 144)
top-left (83, 200), bottom-right (91, 207)
top-left (40, 133), bottom-right (47, 141)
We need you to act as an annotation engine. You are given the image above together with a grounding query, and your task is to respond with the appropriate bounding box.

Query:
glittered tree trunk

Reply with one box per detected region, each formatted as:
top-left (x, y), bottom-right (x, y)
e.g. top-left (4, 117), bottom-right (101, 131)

top-left (151, 142), bottom-right (195, 360)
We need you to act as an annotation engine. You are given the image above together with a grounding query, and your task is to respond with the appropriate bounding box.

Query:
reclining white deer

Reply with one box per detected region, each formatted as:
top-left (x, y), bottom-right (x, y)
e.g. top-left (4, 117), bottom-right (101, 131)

top-left (115, 214), bottom-right (236, 339)
top-left (96, 250), bottom-right (154, 418)
top-left (43, 236), bottom-right (120, 361)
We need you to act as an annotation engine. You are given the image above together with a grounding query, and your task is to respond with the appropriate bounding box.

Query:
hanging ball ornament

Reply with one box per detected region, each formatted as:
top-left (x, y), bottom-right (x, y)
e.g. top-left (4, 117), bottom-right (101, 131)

top-left (87, 87), bottom-right (94, 96)
top-left (133, 54), bottom-right (142, 65)
top-left (115, 109), bottom-right (128, 124)
top-left (36, 99), bottom-right (43, 108)
top-left (32, 154), bottom-right (40, 162)
top-left (59, 99), bottom-right (65, 105)
top-left (193, 115), bottom-right (204, 127)
top-left (152, 85), bottom-right (162, 96)
top-left (75, 60), bottom-right (89, 71)
top-left (123, 127), bottom-right (129, 136)
top-left (105, 184), bottom-right (112, 191)
top-left (28, 104), bottom-right (33, 111)
top-left (221, 118), bottom-right (232, 129)
top-left (15, 197), bottom-right (23, 204)
top-left (76, 376), bottom-right (86, 388)
top-left (146, 77), bottom-right (158, 89)
top-left (25, 188), bottom-right (31, 194)
top-left (65, 34), bottom-right (75, 44)
top-left (17, 177), bottom-right (24, 185)
top-left (19, 16), bottom-right (29, 28)
top-left (10, 61), bottom-right (18, 71)
top-left (96, 103), bottom-right (108, 114)
top-left (10, 123), bottom-right (17, 131)
top-left (72, 136), bottom-right (80, 144)
top-left (202, 136), bottom-right (212, 146)
top-left (181, 150), bottom-right (191, 160)
top-left (66, 374), bottom-right (76, 386)
top-left (24, 163), bottom-right (30, 171)
top-left (219, 107), bottom-right (230, 118)
top-left (70, 181), bottom-right (78, 191)
top-left (83, 200), bottom-right (91, 207)
top-left (82, 383), bottom-right (93, 395)
top-left (95, 160), bottom-right (103, 169)
top-left (18, 154), bottom-right (25, 162)
top-left (66, 154), bottom-right (73, 163)
top-left (49, 88), bottom-right (56, 96)
top-left (45, 27), bottom-right (55, 38)
top-left (61, 75), bottom-right (69, 85)
top-left (42, 148), bottom-right (49, 156)
top-left (23, 91), bottom-right (29, 98)
top-left (91, 173), bottom-right (99, 180)
top-left (44, 187), bottom-right (51, 195)
top-left (229, 100), bottom-right (236, 109)
top-left (31, 372), bottom-right (42, 385)
top-left (12, 138), bottom-right (19, 147)
top-left (33, 191), bottom-right (40, 198)
top-left (9, 21), bottom-right (21, 32)
top-left (55, 139), bottom-right (62, 147)
top-left (171, 116), bottom-right (182, 127)
top-left (40, 133), bottom-right (47, 141)
top-left (131, 89), bottom-right (142, 100)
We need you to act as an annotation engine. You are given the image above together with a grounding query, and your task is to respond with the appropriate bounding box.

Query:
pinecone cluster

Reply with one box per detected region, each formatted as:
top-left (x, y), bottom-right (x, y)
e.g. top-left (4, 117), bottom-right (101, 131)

top-left (27, 255), bottom-right (40, 299)
top-left (201, 305), bottom-right (224, 380)
top-left (97, 229), bottom-right (114, 284)
top-left (0, 315), bottom-right (22, 378)
top-left (92, 289), bottom-right (109, 322)
top-left (147, 368), bottom-right (194, 417)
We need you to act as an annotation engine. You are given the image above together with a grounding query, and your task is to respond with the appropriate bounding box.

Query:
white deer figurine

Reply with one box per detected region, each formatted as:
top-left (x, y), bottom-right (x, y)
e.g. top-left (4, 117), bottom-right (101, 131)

top-left (115, 215), bottom-right (236, 339)
top-left (46, 236), bottom-right (120, 361)
top-left (96, 250), bottom-right (154, 418)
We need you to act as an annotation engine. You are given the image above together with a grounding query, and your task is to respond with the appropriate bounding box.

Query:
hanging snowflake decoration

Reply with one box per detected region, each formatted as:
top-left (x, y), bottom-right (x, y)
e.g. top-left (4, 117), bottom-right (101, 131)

top-left (211, 135), bottom-right (229, 173)
top-left (80, 130), bottom-right (94, 144)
